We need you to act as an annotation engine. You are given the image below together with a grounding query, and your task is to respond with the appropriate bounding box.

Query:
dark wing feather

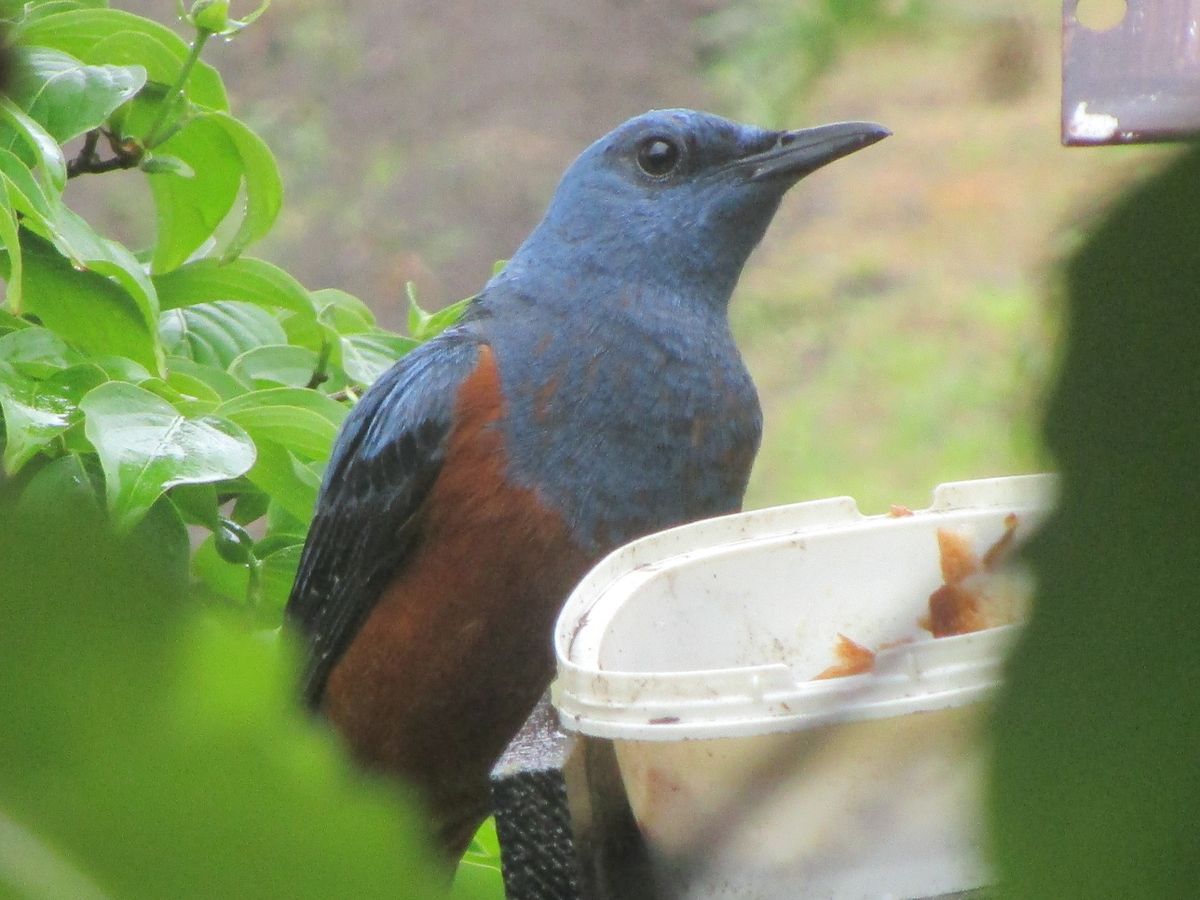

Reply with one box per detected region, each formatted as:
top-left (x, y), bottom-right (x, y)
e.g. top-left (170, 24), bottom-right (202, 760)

top-left (285, 329), bottom-right (485, 707)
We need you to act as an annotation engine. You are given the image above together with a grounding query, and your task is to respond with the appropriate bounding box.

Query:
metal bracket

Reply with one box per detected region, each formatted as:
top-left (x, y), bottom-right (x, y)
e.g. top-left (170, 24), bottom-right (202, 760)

top-left (1063, 0), bottom-right (1200, 144)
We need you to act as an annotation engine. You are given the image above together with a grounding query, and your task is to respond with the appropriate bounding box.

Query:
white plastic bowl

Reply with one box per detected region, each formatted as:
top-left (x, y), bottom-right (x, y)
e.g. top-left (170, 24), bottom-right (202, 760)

top-left (552, 474), bottom-right (1053, 899)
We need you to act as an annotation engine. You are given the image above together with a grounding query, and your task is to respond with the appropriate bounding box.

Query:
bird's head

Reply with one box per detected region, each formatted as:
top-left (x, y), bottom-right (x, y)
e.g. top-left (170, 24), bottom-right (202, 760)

top-left (505, 109), bottom-right (889, 306)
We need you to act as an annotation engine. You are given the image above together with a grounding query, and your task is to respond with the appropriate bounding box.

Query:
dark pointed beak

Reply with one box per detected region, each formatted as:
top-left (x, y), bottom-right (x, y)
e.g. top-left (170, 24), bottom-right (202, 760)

top-left (744, 121), bottom-right (890, 182)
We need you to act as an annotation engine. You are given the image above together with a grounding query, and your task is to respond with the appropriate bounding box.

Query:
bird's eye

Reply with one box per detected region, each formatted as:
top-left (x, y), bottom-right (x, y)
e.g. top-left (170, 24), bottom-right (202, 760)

top-left (636, 137), bottom-right (681, 177)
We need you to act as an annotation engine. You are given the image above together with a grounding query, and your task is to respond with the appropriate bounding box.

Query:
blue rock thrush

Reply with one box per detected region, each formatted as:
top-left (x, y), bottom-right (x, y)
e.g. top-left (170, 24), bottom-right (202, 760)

top-left (286, 109), bottom-right (888, 858)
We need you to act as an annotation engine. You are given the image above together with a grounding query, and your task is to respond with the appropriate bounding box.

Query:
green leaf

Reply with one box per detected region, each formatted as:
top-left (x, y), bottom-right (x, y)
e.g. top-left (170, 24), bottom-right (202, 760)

top-left (192, 521), bottom-right (285, 623)
top-left (36, 203), bottom-right (160, 333)
top-left (0, 97), bottom-right (67, 195)
top-left (159, 301), bottom-right (286, 368)
top-left (169, 481), bottom-right (221, 528)
top-left (0, 367), bottom-right (71, 473)
top-left (216, 387), bottom-right (345, 460)
top-left (145, 113), bottom-right (240, 273)
top-left (0, 325), bottom-right (82, 377)
top-left (0, 308), bottom-right (31, 336)
top-left (136, 375), bottom-right (190, 408)
top-left (5, 451), bottom-right (103, 520)
top-left (257, 538), bottom-right (302, 615)
top-left (12, 2), bottom-right (111, 29)
top-left (0, 146), bottom-right (56, 220)
top-left (163, 367), bottom-right (222, 406)
top-left (4, 457), bottom-right (191, 593)
top-left (0, 184), bottom-right (23, 312)
top-left (0, 149), bottom-right (54, 317)
top-left (453, 819), bottom-right (504, 899)
top-left (9, 47), bottom-right (145, 143)
top-left (279, 309), bottom-right (333, 354)
top-left (89, 354), bottom-right (151, 383)
top-left (228, 344), bottom-right (319, 389)
top-left (230, 488), bottom-right (269, 524)
top-left (154, 257), bottom-right (314, 317)
top-left (164, 355), bottom-right (247, 401)
top-left (253, 532), bottom-right (303, 558)
top-left (0, 362), bottom-right (107, 473)
top-left (16, 8), bottom-right (228, 111)
top-left (202, 112), bottom-right (282, 262)
top-left (405, 280), bottom-right (428, 335)
top-left (139, 153), bottom-right (194, 177)
top-left (80, 380), bottom-right (255, 530)
top-left (17, 231), bottom-right (161, 372)
top-left (0, 144), bottom-right (50, 307)
top-left (406, 282), bottom-right (473, 340)
top-left (420, 295), bottom-right (473, 339)
top-left (132, 492), bottom-right (192, 587)
top-left (5, 154), bottom-right (157, 332)
top-left (192, 530), bottom-right (250, 603)
top-left (313, 287), bottom-right (375, 332)
top-left (243, 437), bottom-right (319, 523)
top-left (451, 859), bottom-right (507, 900)
top-left (990, 143), bottom-right (1200, 900)
top-left (0, 502), bottom-right (449, 898)
top-left (340, 330), bottom-right (417, 386)
top-left (216, 386), bottom-right (346, 425)
top-left (266, 495), bottom-right (308, 535)
top-left (44, 362), bottom-right (109, 399)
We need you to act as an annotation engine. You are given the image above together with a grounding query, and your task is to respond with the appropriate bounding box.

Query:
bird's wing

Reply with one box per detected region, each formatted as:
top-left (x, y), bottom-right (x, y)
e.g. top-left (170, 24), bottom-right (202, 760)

top-left (285, 329), bottom-right (486, 707)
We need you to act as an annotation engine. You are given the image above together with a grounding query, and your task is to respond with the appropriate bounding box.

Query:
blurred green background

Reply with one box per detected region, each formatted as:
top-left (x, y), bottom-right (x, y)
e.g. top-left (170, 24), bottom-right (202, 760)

top-left (75, 0), bottom-right (1171, 515)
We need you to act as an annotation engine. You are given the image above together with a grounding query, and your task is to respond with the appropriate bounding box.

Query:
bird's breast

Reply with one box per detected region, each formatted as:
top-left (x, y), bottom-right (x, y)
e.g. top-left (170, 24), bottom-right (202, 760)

top-left (494, 322), bottom-right (762, 553)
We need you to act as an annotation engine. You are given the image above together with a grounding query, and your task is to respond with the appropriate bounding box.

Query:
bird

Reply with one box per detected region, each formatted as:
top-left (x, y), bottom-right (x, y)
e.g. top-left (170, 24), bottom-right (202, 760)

top-left (285, 108), bottom-right (889, 861)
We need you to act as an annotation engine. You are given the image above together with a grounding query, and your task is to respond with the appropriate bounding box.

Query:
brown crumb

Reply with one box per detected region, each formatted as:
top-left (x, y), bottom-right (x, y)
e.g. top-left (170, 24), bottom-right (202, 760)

top-left (815, 633), bottom-right (876, 679)
top-left (924, 515), bottom-right (1025, 637)
top-left (927, 583), bottom-right (986, 637)
top-left (937, 527), bottom-right (979, 585)
top-left (982, 512), bottom-right (1019, 571)
top-left (889, 504), bottom-right (915, 517)
top-left (812, 514), bottom-right (1027, 683)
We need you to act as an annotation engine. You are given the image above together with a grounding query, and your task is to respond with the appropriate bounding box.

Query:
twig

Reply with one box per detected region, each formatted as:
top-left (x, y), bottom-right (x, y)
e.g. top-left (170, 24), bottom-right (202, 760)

top-left (66, 129), bottom-right (143, 179)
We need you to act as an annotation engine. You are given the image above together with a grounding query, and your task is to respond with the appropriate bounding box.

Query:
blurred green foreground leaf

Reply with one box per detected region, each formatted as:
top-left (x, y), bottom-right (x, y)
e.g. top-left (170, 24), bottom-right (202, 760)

top-left (0, 496), bottom-right (449, 900)
top-left (990, 145), bottom-right (1200, 897)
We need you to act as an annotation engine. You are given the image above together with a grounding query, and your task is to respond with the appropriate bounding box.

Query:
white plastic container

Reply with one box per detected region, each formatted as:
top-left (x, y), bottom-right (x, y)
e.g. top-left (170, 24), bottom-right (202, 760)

top-left (552, 474), bottom-right (1053, 899)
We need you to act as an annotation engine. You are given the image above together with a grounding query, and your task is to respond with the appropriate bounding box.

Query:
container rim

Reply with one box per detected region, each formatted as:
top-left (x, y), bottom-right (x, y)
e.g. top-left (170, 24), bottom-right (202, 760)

top-left (552, 474), bottom-right (1055, 741)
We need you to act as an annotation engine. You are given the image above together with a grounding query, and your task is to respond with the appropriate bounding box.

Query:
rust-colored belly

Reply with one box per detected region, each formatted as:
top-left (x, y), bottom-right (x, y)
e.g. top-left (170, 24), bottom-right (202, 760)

top-left (322, 346), bottom-right (591, 854)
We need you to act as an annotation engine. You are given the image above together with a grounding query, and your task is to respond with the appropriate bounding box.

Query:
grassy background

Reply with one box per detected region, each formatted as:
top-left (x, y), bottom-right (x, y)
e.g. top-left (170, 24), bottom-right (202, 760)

top-left (721, 2), bottom-right (1172, 512)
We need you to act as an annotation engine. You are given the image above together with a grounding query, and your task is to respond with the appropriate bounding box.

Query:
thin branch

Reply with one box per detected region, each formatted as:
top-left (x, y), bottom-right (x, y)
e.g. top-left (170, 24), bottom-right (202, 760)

top-left (66, 128), bottom-right (143, 179)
